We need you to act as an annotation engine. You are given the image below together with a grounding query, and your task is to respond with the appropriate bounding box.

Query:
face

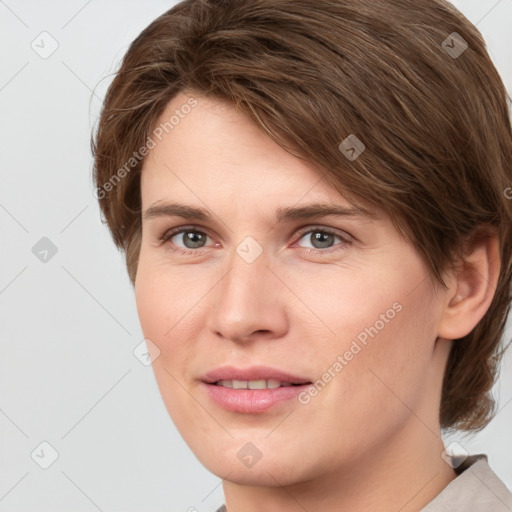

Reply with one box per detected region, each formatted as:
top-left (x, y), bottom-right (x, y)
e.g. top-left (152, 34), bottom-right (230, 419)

top-left (135, 92), bottom-right (448, 486)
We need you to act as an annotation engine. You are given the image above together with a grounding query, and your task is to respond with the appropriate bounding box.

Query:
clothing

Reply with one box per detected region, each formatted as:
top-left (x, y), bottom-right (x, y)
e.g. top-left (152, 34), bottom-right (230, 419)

top-left (421, 454), bottom-right (512, 511)
top-left (214, 454), bottom-right (512, 511)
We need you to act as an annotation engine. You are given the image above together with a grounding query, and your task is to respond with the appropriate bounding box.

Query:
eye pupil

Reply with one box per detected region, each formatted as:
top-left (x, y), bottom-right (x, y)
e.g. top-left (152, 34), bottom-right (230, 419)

top-left (184, 231), bottom-right (205, 248)
top-left (311, 231), bottom-right (335, 248)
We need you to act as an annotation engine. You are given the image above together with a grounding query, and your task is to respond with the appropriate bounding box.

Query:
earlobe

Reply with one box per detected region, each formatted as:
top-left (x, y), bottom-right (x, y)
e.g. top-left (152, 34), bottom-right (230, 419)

top-left (437, 228), bottom-right (500, 341)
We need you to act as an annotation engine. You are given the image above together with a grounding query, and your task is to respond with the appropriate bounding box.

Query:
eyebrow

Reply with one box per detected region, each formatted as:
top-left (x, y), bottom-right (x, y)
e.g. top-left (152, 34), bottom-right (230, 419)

top-left (143, 201), bottom-right (376, 223)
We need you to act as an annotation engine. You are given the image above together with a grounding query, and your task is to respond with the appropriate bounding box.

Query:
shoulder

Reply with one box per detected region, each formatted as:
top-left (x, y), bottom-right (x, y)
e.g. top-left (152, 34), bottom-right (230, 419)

top-left (421, 454), bottom-right (512, 512)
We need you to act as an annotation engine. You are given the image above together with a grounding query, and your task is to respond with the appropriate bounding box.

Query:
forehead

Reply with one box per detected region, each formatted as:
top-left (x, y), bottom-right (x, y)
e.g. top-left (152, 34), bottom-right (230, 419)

top-left (140, 92), bottom-right (368, 214)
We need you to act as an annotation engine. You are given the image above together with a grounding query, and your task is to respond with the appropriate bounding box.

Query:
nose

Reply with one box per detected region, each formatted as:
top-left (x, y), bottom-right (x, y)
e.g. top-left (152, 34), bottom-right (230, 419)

top-left (206, 242), bottom-right (289, 343)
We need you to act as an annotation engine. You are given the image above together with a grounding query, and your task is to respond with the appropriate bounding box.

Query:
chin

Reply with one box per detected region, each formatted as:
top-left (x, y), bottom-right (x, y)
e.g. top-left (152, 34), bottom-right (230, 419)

top-left (208, 461), bottom-right (299, 486)
top-left (195, 443), bottom-right (311, 487)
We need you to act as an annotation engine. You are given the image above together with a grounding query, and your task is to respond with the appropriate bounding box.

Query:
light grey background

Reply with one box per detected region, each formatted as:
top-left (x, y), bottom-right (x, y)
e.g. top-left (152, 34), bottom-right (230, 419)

top-left (0, 1), bottom-right (511, 511)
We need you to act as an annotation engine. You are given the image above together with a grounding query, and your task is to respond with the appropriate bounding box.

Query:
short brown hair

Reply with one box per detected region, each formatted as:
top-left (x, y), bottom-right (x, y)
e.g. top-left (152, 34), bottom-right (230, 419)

top-left (91, 0), bottom-right (512, 431)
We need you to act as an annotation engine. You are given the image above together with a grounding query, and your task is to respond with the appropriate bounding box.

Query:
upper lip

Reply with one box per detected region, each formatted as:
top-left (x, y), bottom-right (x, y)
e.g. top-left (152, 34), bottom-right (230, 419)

top-left (201, 365), bottom-right (312, 384)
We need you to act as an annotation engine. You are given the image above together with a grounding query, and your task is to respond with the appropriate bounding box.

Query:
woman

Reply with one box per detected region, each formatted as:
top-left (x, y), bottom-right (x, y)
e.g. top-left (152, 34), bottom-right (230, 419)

top-left (91, 1), bottom-right (512, 510)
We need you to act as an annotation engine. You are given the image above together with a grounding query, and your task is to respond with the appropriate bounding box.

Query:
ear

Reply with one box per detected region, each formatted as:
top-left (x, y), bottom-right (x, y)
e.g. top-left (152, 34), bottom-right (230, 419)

top-left (437, 227), bottom-right (501, 340)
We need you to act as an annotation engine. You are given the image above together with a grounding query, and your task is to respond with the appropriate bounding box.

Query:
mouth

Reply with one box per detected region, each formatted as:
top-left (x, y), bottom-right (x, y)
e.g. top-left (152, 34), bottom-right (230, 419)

top-left (201, 365), bottom-right (312, 386)
top-left (211, 379), bottom-right (309, 389)
top-left (200, 366), bottom-right (313, 413)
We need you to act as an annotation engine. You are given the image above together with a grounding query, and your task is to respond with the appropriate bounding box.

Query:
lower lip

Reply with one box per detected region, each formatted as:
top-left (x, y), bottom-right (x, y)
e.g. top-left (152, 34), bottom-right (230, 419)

top-left (202, 382), bottom-right (311, 413)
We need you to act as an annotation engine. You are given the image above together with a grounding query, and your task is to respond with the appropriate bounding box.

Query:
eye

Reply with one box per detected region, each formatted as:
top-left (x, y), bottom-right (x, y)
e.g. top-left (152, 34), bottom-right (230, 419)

top-left (160, 225), bottom-right (351, 255)
top-left (294, 226), bottom-right (351, 253)
top-left (160, 226), bottom-right (213, 254)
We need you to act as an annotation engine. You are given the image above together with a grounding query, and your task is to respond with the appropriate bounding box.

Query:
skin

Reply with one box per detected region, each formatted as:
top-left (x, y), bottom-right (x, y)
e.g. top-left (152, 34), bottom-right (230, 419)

top-left (135, 91), bottom-right (500, 512)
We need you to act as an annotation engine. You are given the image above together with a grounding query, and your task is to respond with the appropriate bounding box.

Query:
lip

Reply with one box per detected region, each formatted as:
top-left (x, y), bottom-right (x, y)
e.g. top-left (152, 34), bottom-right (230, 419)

top-left (201, 365), bottom-right (311, 385)
top-left (201, 382), bottom-right (312, 413)
top-left (200, 365), bottom-right (313, 414)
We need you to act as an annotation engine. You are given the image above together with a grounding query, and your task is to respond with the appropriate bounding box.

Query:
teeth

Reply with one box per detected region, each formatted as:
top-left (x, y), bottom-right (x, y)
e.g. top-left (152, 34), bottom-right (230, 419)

top-left (266, 379), bottom-right (282, 389)
top-left (233, 379), bottom-right (247, 389)
top-left (248, 379), bottom-right (266, 389)
top-left (216, 379), bottom-right (294, 389)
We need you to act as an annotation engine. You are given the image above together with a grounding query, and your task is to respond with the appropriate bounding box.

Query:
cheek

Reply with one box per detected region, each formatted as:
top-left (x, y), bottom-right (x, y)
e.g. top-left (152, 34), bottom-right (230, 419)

top-left (134, 259), bottom-right (199, 424)
top-left (135, 255), bottom-right (179, 374)
top-left (135, 249), bottom-right (196, 337)
top-left (134, 252), bottom-right (209, 383)
top-left (135, 268), bottom-right (169, 343)
top-left (302, 256), bottom-right (439, 411)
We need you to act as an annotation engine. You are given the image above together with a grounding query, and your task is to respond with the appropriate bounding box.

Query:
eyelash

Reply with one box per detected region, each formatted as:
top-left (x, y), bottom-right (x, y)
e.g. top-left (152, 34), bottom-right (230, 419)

top-left (159, 225), bottom-right (352, 256)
